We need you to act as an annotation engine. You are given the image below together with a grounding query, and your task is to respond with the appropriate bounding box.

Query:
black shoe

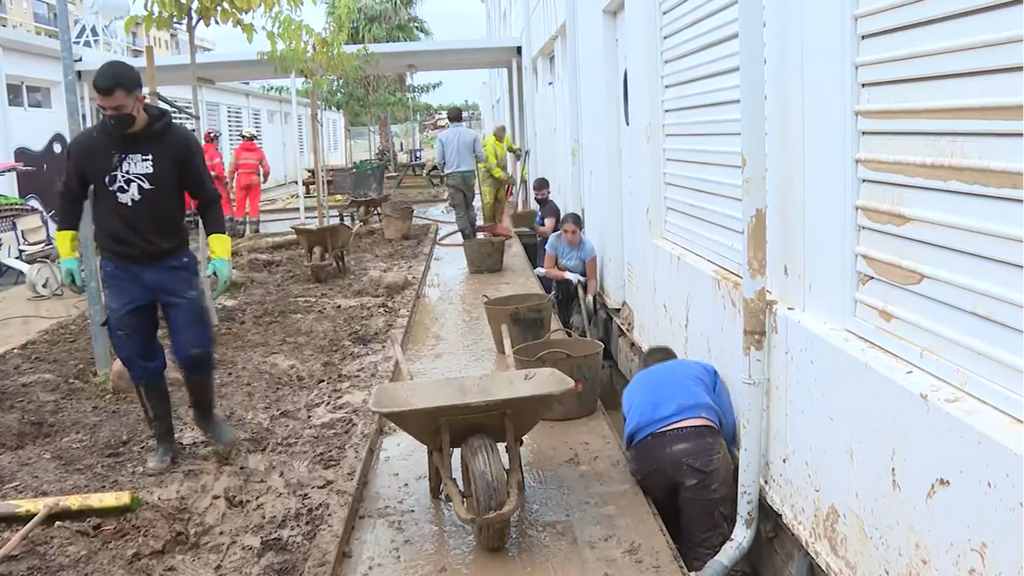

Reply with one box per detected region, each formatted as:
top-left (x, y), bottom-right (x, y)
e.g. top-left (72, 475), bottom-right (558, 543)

top-left (183, 373), bottom-right (237, 445)
top-left (135, 382), bottom-right (179, 475)
top-left (250, 219), bottom-right (260, 235)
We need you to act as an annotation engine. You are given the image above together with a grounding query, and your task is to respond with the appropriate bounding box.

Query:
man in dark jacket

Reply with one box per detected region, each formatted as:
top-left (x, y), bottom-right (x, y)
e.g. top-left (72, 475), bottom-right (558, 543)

top-left (56, 60), bottom-right (236, 474)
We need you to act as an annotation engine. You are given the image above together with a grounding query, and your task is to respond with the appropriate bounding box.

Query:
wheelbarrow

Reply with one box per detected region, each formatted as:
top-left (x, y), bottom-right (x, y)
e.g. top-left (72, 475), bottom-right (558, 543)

top-left (338, 193), bottom-right (391, 227)
top-left (370, 328), bottom-right (575, 552)
top-left (290, 222), bottom-right (353, 282)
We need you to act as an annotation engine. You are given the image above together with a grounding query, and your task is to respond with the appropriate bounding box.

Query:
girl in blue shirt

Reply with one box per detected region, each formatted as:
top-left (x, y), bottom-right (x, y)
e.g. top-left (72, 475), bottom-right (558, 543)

top-left (535, 212), bottom-right (598, 335)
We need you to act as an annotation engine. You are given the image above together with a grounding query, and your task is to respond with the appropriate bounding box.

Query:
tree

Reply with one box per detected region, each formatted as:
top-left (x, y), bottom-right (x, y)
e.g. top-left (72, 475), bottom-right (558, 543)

top-left (261, 0), bottom-right (361, 226)
top-left (335, 0), bottom-right (439, 167)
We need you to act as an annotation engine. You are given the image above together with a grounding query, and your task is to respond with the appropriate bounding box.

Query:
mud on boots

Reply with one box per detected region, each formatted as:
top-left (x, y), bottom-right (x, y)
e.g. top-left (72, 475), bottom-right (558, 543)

top-left (55, 60), bottom-right (238, 474)
top-left (203, 128), bottom-right (236, 237)
top-left (228, 127), bottom-right (270, 238)
top-left (433, 106), bottom-right (486, 239)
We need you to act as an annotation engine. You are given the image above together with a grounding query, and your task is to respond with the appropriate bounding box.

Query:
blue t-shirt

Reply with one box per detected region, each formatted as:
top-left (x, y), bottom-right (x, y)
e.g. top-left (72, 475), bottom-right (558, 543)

top-left (622, 359), bottom-right (737, 450)
top-left (545, 230), bottom-right (596, 275)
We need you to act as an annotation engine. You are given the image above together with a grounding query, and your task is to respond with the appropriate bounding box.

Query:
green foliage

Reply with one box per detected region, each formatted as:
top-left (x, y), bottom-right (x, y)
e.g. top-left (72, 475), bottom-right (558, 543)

top-left (260, 0), bottom-right (361, 99)
top-left (125, 0), bottom-right (302, 45)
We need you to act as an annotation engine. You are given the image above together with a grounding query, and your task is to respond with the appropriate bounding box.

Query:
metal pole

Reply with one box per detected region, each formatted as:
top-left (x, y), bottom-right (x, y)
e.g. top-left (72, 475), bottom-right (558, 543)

top-left (290, 73), bottom-right (305, 224)
top-left (56, 0), bottom-right (112, 374)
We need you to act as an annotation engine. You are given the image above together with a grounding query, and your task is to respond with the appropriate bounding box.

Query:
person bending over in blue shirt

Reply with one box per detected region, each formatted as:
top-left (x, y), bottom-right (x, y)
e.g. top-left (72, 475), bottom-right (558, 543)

top-left (534, 212), bottom-right (597, 335)
top-left (622, 346), bottom-right (737, 571)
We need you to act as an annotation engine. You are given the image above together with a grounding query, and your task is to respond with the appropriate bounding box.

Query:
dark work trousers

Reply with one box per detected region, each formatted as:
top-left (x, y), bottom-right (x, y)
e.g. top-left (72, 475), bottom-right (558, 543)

top-left (445, 171), bottom-right (477, 238)
top-left (100, 250), bottom-right (214, 388)
top-left (552, 278), bottom-right (582, 333)
top-left (536, 239), bottom-right (553, 294)
top-left (628, 426), bottom-right (737, 571)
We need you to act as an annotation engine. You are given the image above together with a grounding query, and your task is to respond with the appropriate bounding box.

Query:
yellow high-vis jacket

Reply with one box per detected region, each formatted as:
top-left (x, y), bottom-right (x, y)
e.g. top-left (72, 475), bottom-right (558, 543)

top-left (480, 134), bottom-right (520, 180)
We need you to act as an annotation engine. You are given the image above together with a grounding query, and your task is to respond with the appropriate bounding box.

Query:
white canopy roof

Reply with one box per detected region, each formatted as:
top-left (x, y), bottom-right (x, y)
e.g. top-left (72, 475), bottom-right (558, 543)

top-left (75, 37), bottom-right (522, 85)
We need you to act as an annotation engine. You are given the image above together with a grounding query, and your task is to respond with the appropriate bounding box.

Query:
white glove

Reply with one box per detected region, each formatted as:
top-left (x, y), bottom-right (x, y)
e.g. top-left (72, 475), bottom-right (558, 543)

top-left (564, 272), bottom-right (584, 284)
top-left (533, 267), bottom-right (546, 277)
top-left (584, 294), bottom-right (595, 317)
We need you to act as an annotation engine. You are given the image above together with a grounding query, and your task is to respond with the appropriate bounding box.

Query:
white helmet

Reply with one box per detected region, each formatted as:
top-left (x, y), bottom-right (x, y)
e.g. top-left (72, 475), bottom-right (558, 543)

top-left (241, 127), bottom-right (258, 140)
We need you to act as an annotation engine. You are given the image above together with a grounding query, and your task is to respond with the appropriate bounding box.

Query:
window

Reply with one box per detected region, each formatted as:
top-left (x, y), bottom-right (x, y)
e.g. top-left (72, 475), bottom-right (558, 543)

top-left (851, 0), bottom-right (1023, 419)
top-left (6, 83), bottom-right (23, 107)
top-left (659, 0), bottom-right (743, 275)
top-left (205, 102), bottom-right (221, 131)
top-left (249, 108), bottom-right (263, 141)
top-left (547, 52), bottom-right (556, 84)
top-left (164, 97), bottom-right (194, 129)
top-left (268, 110), bottom-right (278, 124)
top-left (622, 70), bottom-right (629, 127)
top-left (25, 85), bottom-right (51, 109)
top-left (226, 105), bottom-right (245, 150)
top-left (284, 112), bottom-right (291, 125)
top-left (298, 114), bottom-right (307, 156)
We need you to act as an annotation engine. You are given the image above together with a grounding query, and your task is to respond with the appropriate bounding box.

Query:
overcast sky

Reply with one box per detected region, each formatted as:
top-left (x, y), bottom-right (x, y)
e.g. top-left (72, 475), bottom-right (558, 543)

top-left (187, 0), bottom-right (488, 105)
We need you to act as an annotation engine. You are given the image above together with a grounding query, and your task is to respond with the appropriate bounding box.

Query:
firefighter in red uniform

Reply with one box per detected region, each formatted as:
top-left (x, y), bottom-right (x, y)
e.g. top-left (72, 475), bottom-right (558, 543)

top-left (228, 127), bottom-right (270, 237)
top-left (202, 128), bottom-right (233, 235)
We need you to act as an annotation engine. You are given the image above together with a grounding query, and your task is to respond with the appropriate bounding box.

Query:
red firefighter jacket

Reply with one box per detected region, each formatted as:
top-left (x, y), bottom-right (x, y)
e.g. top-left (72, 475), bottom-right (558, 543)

top-left (228, 141), bottom-right (270, 185)
top-left (203, 142), bottom-right (227, 190)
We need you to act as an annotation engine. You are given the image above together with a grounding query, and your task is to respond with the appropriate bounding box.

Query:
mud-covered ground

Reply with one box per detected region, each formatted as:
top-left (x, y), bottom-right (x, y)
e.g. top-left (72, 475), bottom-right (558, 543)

top-left (0, 226), bottom-right (434, 576)
top-left (389, 185), bottom-right (447, 204)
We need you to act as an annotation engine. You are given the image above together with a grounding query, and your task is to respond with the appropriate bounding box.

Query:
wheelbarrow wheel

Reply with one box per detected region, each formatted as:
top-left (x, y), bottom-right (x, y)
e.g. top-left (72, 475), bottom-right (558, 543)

top-left (460, 433), bottom-right (510, 551)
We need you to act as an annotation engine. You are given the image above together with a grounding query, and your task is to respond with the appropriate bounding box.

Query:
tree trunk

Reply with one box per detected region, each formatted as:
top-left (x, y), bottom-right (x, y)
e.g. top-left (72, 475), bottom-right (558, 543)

top-left (309, 85), bottom-right (324, 227)
top-left (376, 113), bottom-right (390, 167)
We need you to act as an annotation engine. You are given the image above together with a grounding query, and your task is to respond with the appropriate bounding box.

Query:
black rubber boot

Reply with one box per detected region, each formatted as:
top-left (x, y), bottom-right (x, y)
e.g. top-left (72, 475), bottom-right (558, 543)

top-left (184, 373), bottom-right (237, 445)
top-left (225, 216), bottom-right (235, 238)
top-left (235, 217), bottom-right (247, 239)
top-left (135, 382), bottom-right (179, 475)
top-left (250, 218), bottom-right (260, 235)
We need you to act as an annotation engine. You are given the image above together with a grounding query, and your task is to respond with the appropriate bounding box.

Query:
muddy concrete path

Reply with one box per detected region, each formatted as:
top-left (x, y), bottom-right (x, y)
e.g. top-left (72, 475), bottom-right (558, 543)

top-left (339, 229), bottom-right (684, 575)
top-left (0, 226), bottom-right (433, 576)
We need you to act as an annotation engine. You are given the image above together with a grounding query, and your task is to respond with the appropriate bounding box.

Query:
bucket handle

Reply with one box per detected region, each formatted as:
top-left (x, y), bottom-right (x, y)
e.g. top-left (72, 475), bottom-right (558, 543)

top-left (481, 293), bottom-right (555, 305)
top-left (541, 327), bottom-right (577, 340)
top-left (527, 348), bottom-right (575, 361)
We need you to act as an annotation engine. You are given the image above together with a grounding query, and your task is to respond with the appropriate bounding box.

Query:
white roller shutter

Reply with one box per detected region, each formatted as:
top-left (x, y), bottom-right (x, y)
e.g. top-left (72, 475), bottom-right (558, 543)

top-left (226, 105), bottom-right (245, 151)
top-left (660, 0), bottom-right (743, 274)
top-left (853, 0), bottom-right (1023, 419)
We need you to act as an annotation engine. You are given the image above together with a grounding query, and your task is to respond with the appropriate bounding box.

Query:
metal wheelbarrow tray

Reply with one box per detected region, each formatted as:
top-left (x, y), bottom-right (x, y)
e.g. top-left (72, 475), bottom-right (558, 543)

top-left (369, 366), bottom-right (574, 551)
top-left (291, 222), bottom-right (353, 282)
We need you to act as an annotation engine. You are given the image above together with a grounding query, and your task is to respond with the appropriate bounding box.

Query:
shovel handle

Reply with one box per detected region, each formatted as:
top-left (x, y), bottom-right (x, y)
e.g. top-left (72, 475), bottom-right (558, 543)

top-left (389, 331), bottom-right (413, 382)
top-left (500, 324), bottom-right (516, 371)
top-left (0, 503), bottom-right (56, 562)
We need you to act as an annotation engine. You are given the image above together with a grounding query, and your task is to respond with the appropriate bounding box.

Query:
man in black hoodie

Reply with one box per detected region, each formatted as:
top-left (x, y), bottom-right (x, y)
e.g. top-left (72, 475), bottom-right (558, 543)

top-left (56, 60), bottom-right (236, 474)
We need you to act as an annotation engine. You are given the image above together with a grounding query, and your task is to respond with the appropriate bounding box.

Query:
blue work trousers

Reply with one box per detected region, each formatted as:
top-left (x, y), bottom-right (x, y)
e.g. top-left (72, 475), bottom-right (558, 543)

top-left (100, 250), bottom-right (213, 388)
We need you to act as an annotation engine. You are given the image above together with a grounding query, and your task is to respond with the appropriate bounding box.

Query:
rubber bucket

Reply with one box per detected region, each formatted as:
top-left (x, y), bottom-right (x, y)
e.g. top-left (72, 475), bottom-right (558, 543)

top-left (510, 209), bottom-right (537, 229)
top-left (511, 328), bottom-right (605, 421)
top-left (382, 202), bottom-right (414, 240)
top-left (482, 293), bottom-right (553, 354)
top-left (463, 237), bottom-right (507, 274)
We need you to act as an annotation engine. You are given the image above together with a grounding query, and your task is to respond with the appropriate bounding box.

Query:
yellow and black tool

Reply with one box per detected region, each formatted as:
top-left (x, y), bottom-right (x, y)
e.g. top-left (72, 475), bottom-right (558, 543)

top-left (0, 491), bottom-right (136, 562)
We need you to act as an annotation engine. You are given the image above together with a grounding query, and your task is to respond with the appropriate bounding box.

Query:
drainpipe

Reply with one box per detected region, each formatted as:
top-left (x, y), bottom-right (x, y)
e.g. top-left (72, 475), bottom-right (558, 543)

top-left (697, 0), bottom-right (767, 574)
top-left (521, 1), bottom-right (537, 210)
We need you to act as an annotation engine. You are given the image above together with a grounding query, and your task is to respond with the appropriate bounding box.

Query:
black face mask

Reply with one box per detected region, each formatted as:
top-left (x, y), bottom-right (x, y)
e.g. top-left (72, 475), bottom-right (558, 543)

top-left (104, 103), bottom-right (139, 135)
top-left (534, 196), bottom-right (548, 205)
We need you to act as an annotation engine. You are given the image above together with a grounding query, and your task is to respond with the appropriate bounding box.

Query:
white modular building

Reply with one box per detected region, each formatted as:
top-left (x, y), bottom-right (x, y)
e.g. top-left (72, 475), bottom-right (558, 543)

top-left (481, 0), bottom-right (1023, 574)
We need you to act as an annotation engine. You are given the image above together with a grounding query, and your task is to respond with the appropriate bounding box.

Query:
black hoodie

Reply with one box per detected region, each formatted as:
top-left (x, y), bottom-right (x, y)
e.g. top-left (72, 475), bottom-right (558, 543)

top-left (57, 104), bottom-right (226, 263)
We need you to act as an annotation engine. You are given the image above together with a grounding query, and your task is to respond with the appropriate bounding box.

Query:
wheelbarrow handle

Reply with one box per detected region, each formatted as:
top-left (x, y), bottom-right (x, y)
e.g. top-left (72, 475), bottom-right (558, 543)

top-left (524, 348), bottom-right (574, 362)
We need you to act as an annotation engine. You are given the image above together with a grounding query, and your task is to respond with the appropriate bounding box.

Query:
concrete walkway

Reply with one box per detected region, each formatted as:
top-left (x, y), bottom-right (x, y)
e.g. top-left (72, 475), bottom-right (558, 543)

top-left (0, 285), bottom-right (84, 353)
top-left (339, 232), bottom-right (683, 575)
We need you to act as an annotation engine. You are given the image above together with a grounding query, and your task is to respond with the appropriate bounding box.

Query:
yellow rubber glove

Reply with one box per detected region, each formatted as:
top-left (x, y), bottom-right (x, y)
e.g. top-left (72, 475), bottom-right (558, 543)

top-left (207, 233), bottom-right (231, 262)
top-left (55, 230), bottom-right (80, 259)
top-left (206, 233), bottom-right (232, 299)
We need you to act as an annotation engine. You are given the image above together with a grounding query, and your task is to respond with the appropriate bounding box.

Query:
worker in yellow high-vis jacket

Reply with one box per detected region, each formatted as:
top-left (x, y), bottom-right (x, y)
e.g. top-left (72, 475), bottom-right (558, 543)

top-left (56, 60), bottom-right (236, 476)
top-left (478, 124), bottom-right (522, 225)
